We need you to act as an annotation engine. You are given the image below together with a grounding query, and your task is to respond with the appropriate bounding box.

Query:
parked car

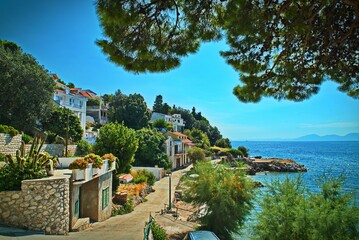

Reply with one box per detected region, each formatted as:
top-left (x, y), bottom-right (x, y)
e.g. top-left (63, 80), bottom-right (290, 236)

top-left (183, 230), bottom-right (220, 240)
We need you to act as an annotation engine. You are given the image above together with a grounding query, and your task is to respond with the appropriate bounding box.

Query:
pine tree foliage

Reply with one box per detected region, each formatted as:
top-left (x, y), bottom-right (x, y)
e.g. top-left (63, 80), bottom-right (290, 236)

top-left (108, 90), bottom-right (151, 130)
top-left (96, 0), bottom-right (359, 102)
top-left (254, 175), bottom-right (359, 240)
top-left (96, 0), bottom-right (223, 73)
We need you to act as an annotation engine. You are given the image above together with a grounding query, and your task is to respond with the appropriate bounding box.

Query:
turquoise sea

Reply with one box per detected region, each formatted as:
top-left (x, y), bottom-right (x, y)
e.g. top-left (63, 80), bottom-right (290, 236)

top-left (231, 141), bottom-right (359, 239)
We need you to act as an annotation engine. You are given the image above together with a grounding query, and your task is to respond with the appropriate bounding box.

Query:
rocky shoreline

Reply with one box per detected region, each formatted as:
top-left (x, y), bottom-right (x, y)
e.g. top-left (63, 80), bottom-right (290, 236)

top-left (221, 156), bottom-right (307, 175)
top-left (245, 157), bottom-right (307, 175)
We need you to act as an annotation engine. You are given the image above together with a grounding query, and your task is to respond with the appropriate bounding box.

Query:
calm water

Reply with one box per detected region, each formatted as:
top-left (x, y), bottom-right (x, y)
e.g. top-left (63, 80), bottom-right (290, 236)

top-left (232, 141), bottom-right (359, 197)
top-left (231, 141), bottom-right (359, 239)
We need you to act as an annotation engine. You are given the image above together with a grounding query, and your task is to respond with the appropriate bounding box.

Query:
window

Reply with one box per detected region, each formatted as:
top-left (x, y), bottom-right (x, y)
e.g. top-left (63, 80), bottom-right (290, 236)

top-left (74, 200), bottom-right (79, 217)
top-left (102, 187), bottom-right (109, 209)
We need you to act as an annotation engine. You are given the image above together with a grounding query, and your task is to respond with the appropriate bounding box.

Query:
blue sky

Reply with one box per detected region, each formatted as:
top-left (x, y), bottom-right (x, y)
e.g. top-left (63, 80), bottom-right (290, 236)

top-left (1, 0), bottom-right (358, 140)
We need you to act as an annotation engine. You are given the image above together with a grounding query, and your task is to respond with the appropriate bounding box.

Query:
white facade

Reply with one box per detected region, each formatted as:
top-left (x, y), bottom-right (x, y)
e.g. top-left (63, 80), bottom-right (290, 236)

top-left (165, 132), bottom-right (194, 169)
top-left (53, 84), bottom-right (88, 135)
top-left (151, 112), bottom-right (185, 132)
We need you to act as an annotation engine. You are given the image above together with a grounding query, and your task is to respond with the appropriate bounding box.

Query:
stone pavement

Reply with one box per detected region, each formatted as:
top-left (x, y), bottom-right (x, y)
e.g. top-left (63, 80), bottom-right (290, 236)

top-left (0, 166), bottom-right (196, 240)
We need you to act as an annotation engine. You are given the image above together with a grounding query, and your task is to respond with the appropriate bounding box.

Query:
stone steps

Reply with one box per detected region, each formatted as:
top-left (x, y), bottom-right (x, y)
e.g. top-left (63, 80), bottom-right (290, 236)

top-left (71, 218), bottom-right (90, 232)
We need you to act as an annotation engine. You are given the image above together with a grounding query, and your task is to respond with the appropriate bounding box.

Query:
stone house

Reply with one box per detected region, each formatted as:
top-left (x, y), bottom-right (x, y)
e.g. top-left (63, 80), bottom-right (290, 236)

top-left (0, 166), bottom-right (113, 234)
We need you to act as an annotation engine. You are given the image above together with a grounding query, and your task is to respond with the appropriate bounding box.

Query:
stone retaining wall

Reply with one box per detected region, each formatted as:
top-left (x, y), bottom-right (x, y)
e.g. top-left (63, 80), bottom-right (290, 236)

top-left (0, 133), bottom-right (78, 157)
top-left (24, 144), bottom-right (77, 157)
top-left (0, 133), bottom-right (22, 156)
top-left (0, 177), bottom-right (70, 235)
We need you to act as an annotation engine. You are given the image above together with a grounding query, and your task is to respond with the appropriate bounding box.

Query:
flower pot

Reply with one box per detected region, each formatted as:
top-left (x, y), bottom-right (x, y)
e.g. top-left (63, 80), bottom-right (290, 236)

top-left (101, 160), bottom-right (109, 175)
top-left (93, 167), bottom-right (99, 176)
top-left (73, 169), bottom-right (85, 181)
top-left (86, 163), bottom-right (93, 181)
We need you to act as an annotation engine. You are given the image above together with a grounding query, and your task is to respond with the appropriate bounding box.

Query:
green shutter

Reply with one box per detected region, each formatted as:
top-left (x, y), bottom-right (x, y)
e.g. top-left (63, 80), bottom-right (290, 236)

top-left (75, 200), bottom-right (79, 217)
top-left (102, 187), bottom-right (109, 209)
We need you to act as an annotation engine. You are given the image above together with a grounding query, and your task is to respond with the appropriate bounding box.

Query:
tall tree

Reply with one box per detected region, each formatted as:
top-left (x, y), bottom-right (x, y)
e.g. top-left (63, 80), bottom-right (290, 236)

top-left (96, 0), bottom-right (359, 102)
top-left (215, 138), bottom-right (232, 148)
top-left (190, 128), bottom-right (211, 149)
top-left (108, 90), bottom-right (151, 130)
top-left (153, 95), bottom-right (164, 112)
top-left (94, 122), bottom-right (138, 173)
top-left (153, 95), bottom-right (171, 114)
top-left (162, 103), bottom-right (171, 115)
top-left (0, 40), bottom-right (54, 132)
top-left (208, 126), bottom-right (222, 146)
top-left (134, 128), bottom-right (172, 169)
top-left (184, 162), bottom-right (255, 239)
top-left (42, 106), bottom-right (83, 142)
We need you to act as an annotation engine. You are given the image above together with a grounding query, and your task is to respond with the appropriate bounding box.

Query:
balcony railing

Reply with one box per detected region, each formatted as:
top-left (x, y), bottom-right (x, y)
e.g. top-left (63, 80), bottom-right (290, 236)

top-left (57, 101), bottom-right (83, 109)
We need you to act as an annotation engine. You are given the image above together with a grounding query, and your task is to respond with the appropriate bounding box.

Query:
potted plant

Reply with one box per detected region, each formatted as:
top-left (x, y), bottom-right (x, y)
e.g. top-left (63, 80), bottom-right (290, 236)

top-left (84, 153), bottom-right (103, 176)
top-left (101, 153), bottom-right (117, 171)
top-left (69, 158), bottom-right (92, 181)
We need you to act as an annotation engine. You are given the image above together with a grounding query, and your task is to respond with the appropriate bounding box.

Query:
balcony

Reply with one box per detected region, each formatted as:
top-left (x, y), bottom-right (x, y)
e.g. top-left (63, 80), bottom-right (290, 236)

top-left (57, 100), bottom-right (83, 110)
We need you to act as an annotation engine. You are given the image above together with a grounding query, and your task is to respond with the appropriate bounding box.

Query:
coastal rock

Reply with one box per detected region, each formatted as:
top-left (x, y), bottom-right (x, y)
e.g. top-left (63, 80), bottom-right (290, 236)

top-left (247, 157), bottom-right (307, 174)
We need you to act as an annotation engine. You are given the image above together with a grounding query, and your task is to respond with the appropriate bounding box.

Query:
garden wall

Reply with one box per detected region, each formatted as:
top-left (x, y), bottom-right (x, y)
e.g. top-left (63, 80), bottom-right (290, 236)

top-left (0, 133), bottom-right (78, 157)
top-left (0, 176), bottom-right (70, 235)
top-left (0, 133), bottom-right (22, 156)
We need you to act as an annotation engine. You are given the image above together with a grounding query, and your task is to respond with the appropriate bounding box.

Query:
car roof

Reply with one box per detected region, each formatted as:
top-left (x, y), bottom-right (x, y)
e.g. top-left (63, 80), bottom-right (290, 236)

top-left (188, 230), bottom-right (220, 240)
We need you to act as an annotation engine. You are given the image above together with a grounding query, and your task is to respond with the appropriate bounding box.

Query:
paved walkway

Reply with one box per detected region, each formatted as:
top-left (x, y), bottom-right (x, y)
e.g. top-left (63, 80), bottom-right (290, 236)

top-left (0, 166), bottom-right (195, 240)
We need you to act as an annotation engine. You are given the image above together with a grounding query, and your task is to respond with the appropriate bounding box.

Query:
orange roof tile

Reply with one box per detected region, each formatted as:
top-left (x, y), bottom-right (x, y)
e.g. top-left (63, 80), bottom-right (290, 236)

top-left (80, 92), bottom-right (91, 98)
top-left (119, 174), bottom-right (133, 180)
top-left (170, 131), bottom-right (187, 137)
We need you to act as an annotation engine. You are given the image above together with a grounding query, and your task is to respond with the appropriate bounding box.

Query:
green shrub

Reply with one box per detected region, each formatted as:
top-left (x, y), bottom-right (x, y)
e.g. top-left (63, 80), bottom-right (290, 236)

top-left (228, 148), bottom-right (243, 158)
top-left (237, 146), bottom-right (249, 157)
top-left (0, 153), bottom-right (5, 162)
top-left (93, 122), bottom-right (138, 173)
top-left (134, 174), bottom-right (147, 184)
top-left (76, 139), bottom-right (92, 156)
top-left (22, 133), bottom-right (33, 144)
top-left (187, 147), bottom-right (205, 164)
top-left (0, 164), bottom-right (46, 191)
top-left (133, 169), bottom-right (156, 186)
top-left (0, 124), bottom-right (19, 137)
top-left (112, 173), bottom-right (120, 193)
top-left (0, 135), bottom-right (52, 191)
top-left (254, 175), bottom-right (359, 240)
top-left (151, 222), bottom-right (169, 240)
top-left (118, 199), bottom-right (134, 215)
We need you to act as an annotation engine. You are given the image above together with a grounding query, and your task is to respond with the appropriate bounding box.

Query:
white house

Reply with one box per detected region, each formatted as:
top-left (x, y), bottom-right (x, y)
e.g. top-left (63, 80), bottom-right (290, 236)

top-left (151, 112), bottom-right (185, 132)
top-left (52, 74), bottom-right (88, 134)
top-left (79, 90), bottom-right (109, 126)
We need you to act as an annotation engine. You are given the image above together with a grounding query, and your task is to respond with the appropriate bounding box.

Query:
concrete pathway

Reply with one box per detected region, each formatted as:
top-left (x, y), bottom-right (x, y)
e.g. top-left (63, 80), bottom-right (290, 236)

top-left (0, 166), bottom-right (195, 240)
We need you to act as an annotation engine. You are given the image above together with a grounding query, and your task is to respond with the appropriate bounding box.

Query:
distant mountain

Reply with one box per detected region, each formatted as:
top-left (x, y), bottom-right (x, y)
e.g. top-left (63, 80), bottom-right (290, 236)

top-left (294, 133), bottom-right (359, 141)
